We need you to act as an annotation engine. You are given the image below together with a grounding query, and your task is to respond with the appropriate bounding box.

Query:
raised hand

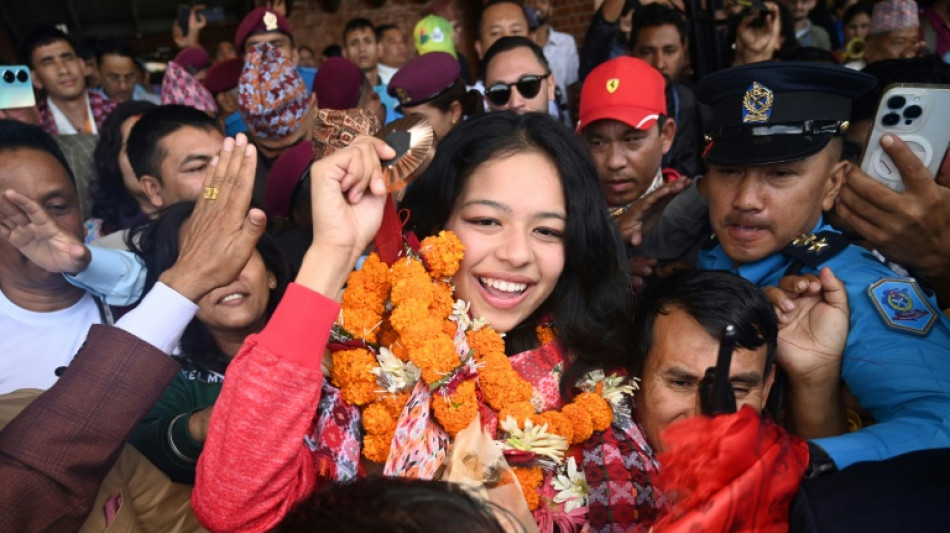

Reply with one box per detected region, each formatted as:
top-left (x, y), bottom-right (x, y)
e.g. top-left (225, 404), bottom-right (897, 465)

top-left (158, 133), bottom-right (267, 302)
top-left (617, 177), bottom-right (691, 247)
top-left (296, 136), bottom-right (395, 298)
top-left (764, 267), bottom-right (850, 438)
top-left (0, 189), bottom-right (90, 274)
top-left (733, 1), bottom-right (782, 65)
top-left (836, 134), bottom-right (950, 305)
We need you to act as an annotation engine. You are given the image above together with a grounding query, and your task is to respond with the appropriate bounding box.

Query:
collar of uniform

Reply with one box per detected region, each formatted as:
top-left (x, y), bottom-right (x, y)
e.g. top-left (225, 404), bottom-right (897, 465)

top-left (697, 218), bottom-right (832, 283)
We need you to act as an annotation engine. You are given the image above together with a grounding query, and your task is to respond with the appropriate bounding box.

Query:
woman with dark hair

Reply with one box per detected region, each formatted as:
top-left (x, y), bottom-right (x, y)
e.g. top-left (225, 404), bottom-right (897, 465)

top-left (194, 113), bottom-right (651, 532)
top-left (86, 100), bottom-right (157, 241)
top-left (387, 51), bottom-right (484, 145)
top-left (127, 201), bottom-right (291, 484)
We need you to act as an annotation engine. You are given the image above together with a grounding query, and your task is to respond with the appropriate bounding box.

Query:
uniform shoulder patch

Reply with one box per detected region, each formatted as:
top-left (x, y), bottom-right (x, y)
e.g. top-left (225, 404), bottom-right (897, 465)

top-left (867, 278), bottom-right (938, 335)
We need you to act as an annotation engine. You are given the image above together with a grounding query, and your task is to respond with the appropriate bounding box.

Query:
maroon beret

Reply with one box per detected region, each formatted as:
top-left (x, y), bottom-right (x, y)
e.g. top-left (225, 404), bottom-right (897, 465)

top-left (312, 57), bottom-right (362, 111)
top-left (234, 8), bottom-right (293, 51)
top-left (203, 58), bottom-right (244, 95)
top-left (387, 52), bottom-right (460, 108)
top-left (173, 46), bottom-right (211, 74)
top-left (266, 140), bottom-right (313, 218)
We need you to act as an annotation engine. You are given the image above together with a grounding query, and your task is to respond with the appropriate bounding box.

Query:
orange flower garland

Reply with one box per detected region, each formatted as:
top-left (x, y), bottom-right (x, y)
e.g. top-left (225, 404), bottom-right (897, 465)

top-left (330, 230), bottom-right (636, 519)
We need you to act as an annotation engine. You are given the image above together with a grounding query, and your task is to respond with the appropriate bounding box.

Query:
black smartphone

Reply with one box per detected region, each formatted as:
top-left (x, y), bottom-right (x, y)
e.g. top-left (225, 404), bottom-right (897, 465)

top-left (178, 5), bottom-right (226, 34)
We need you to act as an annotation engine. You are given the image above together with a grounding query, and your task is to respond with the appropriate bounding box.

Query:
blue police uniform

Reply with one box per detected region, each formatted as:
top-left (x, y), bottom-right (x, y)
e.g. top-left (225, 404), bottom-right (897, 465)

top-left (700, 219), bottom-right (950, 469)
top-left (695, 62), bottom-right (950, 470)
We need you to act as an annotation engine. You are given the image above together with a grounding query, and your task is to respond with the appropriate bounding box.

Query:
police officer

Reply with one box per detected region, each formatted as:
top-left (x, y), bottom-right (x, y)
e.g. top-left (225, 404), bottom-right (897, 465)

top-left (695, 61), bottom-right (950, 471)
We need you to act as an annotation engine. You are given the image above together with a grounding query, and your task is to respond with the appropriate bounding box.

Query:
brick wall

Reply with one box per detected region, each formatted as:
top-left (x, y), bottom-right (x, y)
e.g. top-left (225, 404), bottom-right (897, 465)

top-left (548, 0), bottom-right (596, 47)
top-left (286, 0), bottom-right (595, 65)
top-left (288, 0), bottom-right (441, 57)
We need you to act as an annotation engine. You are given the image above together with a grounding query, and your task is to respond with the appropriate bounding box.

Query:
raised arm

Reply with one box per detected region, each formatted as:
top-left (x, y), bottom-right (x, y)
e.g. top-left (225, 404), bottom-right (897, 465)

top-left (193, 137), bottom-right (394, 533)
top-left (0, 133), bottom-right (266, 532)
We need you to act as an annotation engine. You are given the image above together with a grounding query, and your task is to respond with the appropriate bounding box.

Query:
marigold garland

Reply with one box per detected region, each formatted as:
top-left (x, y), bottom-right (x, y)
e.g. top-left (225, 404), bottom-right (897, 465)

top-left (420, 230), bottom-right (465, 279)
top-left (431, 380), bottom-right (479, 436)
top-left (330, 230), bottom-right (637, 522)
top-left (513, 465), bottom-right (544, 511)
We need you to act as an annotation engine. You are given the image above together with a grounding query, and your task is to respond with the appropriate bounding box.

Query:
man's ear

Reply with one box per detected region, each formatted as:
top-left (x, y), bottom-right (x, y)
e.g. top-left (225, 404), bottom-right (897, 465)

top-left (474, 39), bottom-right (484, 59)
top-left (823, 158), bottom-right (849, 212)
top-left (291, 47), bottom-right (300, 66)
top-left (140, 175), bottom-right (165, 210)
top-left (547, 72), bottom-right (557, 102)
top-left (660, 117), bottom-right (677, 155)
top-left (31, 69), bottom-right (44, 91)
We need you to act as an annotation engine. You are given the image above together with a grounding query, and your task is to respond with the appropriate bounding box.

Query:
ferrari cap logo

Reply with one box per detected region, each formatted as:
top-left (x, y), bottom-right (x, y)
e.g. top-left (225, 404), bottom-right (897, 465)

top-left (742, 81), bottom-right (773, 123)
top-left (263, 11), bottom-right (278, 31)
top-left (606, 78), bottom-right (620, 94)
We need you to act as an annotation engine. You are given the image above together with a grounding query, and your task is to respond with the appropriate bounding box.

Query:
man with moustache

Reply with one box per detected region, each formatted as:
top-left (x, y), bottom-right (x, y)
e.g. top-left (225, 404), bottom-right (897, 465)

top-left (696, 61), bottom-right (950, 472)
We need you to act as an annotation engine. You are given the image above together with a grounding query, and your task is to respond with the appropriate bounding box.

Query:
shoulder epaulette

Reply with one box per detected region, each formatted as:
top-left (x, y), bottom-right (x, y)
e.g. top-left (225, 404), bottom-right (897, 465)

top-left (781, 231), bottom-right (850, 270)
top-left (700, 232), bottom-right (719, 251)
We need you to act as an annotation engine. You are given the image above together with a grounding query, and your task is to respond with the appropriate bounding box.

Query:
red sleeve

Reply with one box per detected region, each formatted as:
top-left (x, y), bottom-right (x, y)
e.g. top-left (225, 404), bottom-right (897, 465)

top-left (192, 283), bottom-right (339, 533)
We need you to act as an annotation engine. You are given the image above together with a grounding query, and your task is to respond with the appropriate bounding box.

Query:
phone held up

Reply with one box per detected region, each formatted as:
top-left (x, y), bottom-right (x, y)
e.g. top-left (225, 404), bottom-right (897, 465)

top-left (860, 84), bottom-right (950, 192)
top-left (0, 66), bottom-right (36, 110)
top-left (177, 4), bottom-right (226, 34)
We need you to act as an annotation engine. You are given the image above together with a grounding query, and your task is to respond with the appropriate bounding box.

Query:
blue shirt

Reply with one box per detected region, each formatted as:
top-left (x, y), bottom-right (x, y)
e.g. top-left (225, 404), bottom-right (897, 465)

top-left (374, 83), bottom-right (402, 125)
top-left (699, 219), bottom-right (950, 469)
top-left (225, 111), bottom-right (248, 137)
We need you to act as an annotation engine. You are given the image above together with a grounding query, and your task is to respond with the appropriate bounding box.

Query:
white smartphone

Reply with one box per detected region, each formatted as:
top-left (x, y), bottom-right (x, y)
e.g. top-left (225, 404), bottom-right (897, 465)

top-left (860, 84), bottom-right (950, 192)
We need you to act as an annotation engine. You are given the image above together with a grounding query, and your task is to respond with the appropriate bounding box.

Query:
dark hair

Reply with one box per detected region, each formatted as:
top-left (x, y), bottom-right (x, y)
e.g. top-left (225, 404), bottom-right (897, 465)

top-left (0, 119), bottom-right (75, 185)
top-left (343, 18), bottom-right (376, 43)
top-left (297, 45), bottom-right (315, 56)
top-left (478, 0), bottom-right (529, 41)
top-left (424, 79), bottom-right (486, 118)
top-left (631, 270), bottom-right (777, 378)
top-left (631, 3), bottom-right (689, 45)
top-left (481, 36), bottom-right (549, 80)
top-left (129, 201), bottom-right (291, 373)
top-left (90, 100), bottom-right (156, 235)
top-left (127, 104), bottom-right (221, 182)
top-left (400, 111), bottom-right (636, 393)
top-left (277, 477), bottom-right (513, 533)
top-left (842, 1), bottom-right (873, 26)
top-left (375, 24), bottom-right (401, 41)
top-left (323, 44), bottom-right (343, 57)
top-left (95, 38), bottom-right (135, 64)
top-left (19, 26), bottom-right (77, 67)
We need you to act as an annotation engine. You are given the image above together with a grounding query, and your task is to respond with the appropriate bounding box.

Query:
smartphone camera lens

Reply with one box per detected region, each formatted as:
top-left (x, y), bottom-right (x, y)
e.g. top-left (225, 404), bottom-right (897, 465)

top-left (887, 95), bottom-right (906, 109)
top-left (16, 69), bottom-right (28, 83)
top-left (903, 105), bottom-right (922, 119)
top-left (882, 112), bottom-right (901, 126)
top-left (2, 70), bottom-right (13, 83)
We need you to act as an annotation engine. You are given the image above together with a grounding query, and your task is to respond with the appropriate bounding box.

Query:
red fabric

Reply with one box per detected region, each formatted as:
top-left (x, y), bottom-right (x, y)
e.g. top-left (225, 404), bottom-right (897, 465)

top-left (375, 199), bottom-right (403, 265)
top-left (652, 407), bottom-right (809, 533)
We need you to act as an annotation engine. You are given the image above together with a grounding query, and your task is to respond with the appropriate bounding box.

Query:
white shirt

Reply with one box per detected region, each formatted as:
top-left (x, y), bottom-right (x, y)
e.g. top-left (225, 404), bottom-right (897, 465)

top-left (377, 63), bottom-right (399, 85)
top-left (0, 289), bottom-right (102, 393)
top-left (542, 27), bottom-right (579, 98)
top-left (46, 94), bottom-right (98, 135)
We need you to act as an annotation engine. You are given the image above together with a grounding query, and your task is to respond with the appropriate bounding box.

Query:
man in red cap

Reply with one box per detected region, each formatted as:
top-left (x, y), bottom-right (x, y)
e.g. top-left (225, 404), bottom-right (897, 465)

top-left (578, 56), bottom-right (701, 281)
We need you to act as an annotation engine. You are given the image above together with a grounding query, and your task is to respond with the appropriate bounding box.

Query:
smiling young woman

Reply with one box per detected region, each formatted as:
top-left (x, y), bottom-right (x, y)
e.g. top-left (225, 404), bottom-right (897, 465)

top-left (193, 113), bottom-right (655, 533)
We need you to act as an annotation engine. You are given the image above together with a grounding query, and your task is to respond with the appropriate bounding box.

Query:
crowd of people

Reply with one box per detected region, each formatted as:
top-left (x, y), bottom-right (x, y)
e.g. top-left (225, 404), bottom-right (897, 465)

top-left (1, 0), bottom-right (949, 531)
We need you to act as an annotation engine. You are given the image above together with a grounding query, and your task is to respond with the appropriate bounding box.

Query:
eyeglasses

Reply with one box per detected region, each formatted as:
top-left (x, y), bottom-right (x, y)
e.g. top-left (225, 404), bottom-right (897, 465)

top-left (485, 72), bottom-right (551, 107)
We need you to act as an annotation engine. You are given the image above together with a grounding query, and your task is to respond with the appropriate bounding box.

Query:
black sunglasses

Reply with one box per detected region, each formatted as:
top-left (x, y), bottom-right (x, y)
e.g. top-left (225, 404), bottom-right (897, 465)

top-left (485, 72), bottom-right (551, 106)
